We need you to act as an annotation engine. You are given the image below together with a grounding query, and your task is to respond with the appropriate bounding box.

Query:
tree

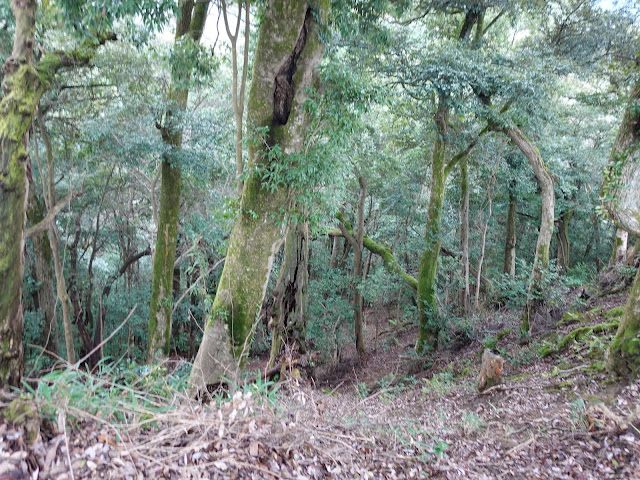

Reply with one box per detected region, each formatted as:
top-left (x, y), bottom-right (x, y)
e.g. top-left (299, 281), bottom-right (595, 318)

top-left (603, 77), bottom-right (640, 378)
top-left (148, 0), bottom-right (209, 361)
top-left (189, 0), bottom-right (329, 394)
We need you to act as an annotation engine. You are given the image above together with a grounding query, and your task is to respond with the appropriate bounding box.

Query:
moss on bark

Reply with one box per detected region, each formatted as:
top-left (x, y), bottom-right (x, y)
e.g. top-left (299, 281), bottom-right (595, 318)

top-left (147, 1), bottom-right (208, 361)
top-left (417, 100), bottom-right (448, 354)
top-left (189, 0), bottom-right (328, 394)
top-left (607, 268), bottom-right (640, 378)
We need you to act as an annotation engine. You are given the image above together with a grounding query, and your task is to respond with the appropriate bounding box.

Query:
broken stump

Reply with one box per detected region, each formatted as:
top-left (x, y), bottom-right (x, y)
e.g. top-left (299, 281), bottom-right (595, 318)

top-left (478, 349), bottom-right (504, 392)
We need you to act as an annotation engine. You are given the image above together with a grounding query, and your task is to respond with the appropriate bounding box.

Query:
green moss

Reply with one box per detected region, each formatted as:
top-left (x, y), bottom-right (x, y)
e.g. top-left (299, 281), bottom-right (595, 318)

top-left (605, 306), bottom-right (625, 319)
top-left (557, 311), bottom-right (588, 326)
top-left (541, 321), bottom-right (620, 357)
top-left (3, 398), bottom-right (40, 444)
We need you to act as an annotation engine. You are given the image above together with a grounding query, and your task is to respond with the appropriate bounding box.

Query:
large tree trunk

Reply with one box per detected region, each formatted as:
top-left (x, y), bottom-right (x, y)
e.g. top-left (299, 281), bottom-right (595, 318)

top-left (503, 192), bottom-right (517, 276)
top-left (0, 0), bottom-right (38, 386)
top-left (603, 79), bottom-right (640, 378)
top-left (353, 175), bottom-right (366, 355)
top-left (417, 100), bottom-right (448, 354)
top-left (148, 0), bottom-right (208, 361)
top-left (268, 220), bottom-right (309, 367)
top-left (189, 0), bottom-right (328, 394)
top-left (458, 155), bottom-right (470, 314)
top-left (503, 127), bottom-right (555, 334)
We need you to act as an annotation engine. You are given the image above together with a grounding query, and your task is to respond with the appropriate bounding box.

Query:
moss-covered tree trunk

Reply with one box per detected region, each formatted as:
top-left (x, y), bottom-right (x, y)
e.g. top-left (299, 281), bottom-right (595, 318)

top-left (417, 100), bottom-right (448, 354)
top-left (268, 220), bottom-right (309, 367)
top-left (503, 192), bottom-right (517, 276)
top-left (0, 0), bottom-right (39, 386)
top-left (603, 79), bottom-right (640, 378)
top-left (504, 127), bottom-right (555, 334)
top-left (147, 0), bottom-right (208, 361)
top-left (189, 0), bottom-right (328, 394)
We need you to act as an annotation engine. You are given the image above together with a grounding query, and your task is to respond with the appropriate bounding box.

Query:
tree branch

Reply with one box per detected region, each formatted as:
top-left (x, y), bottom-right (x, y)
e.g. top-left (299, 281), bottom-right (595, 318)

top-left (25, 190), bottom-right (82, 239)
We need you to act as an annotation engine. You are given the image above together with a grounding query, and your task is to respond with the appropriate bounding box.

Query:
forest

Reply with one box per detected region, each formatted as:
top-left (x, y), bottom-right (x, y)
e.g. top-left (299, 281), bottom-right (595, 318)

top-left (1, 0), bottom-right (640, 478)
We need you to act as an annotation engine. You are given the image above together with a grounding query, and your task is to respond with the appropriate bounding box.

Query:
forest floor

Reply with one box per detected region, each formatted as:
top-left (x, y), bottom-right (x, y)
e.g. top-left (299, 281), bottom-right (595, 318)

top-left (2, 291), bottom-right (640, 479)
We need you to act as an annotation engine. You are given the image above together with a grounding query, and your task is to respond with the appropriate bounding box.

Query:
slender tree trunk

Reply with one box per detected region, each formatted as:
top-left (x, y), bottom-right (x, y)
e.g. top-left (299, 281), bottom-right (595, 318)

top-left (458, 155), bottom-right (470, 314)
top-left (503, 127), bottom-right (555, 334)
top-left (503, 192), bottom-right (517, 276)
top-left (329, 235), bottom-right (340, 268)
top-left (268, 220), bottom-right (309, 367)
top-left (27, 184), bottom-right (58, 355)
top-left (189, 0), bottom-right (328, 394)
top-left (354, 175), bottom-right (366, 355)
top-left (37, 113), bottom-right (75, 363)
top-left (222, 0), bottom-right (251, 195)
top-left (417, 100), bottom-right (448, 354)
top-left (148, 1), bottom-right (208, 361)
top-left (475, 176), bottom-right (494, 312)
top-left (556, 210), bottom-right (572, 272)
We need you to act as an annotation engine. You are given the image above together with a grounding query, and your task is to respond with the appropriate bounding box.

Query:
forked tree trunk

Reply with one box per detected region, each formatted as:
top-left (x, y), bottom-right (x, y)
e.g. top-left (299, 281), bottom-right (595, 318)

top-left (148, 0), bottom-right (208, 361)
top-left (268, 220), bottom-right (309, 367)
top-left (189, 0), bottom-right (328, 394)
top-left (603, 79), bottom-right (640, 378)
top-left (504, 127), bottom-right (555, 334)
top-left (503, 192), bottom-right (517, 277)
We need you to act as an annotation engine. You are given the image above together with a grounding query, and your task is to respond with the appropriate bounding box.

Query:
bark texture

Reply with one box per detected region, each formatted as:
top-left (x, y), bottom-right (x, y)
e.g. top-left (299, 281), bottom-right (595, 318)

top-left (601, 80), bottom-right (640, 236)
top-left (504, 127), bottom-right (555, 334)
top-left (611, 228), bottom-right (629, 264)
top-left (503, 192), bottom-right (517, 276)
top-left (0, 0), bottom-right (38, 386)
top-left (417, 100), bottom-right (448, 354)
top-left (267, 221), bottom-right (309, 367)
top-left (148, 0), bottom-right (208, 360)
top-left (189, 0), bottom-right (328, 394)
top-left (604, 79), bottom-right (640, 379)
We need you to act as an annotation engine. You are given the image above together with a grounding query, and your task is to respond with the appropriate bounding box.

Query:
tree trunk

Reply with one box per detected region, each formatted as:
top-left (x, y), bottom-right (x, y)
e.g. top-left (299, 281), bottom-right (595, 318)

top-left (611, 229), bottom-right (629, 265)
top-left (503, 127), bottom-right (555, 334)
top-left (0, 0), bottom-right (39, 385)
top-left (148, 0), bottom-right (208, 361)
top-left (458, 155), bottom-right (470, 314)
top-left (603, 78), bottom-right (640, 379)
top-left (556, 210), bottom-right (571, 272)
top-left (26, 185), bottom-right (58, 355)
top-left (189, 0), bottom-right (328, 394)
top-left (354, 175), bottom-right (366, 354)
top-left (503, 192), bottom-right (517, 276)
top-left (37, 113), bottom-right (76, 364)
top-left (221, 0), bottom-right (250, 195)
top-left (329, 235), bottom-right (340, 268)
top-left (268, 220), bottom-right (309, 367)
top-left (607, 267), bottom-right (640, 378)
top-left (417, 100), bottom-right (449, 354)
